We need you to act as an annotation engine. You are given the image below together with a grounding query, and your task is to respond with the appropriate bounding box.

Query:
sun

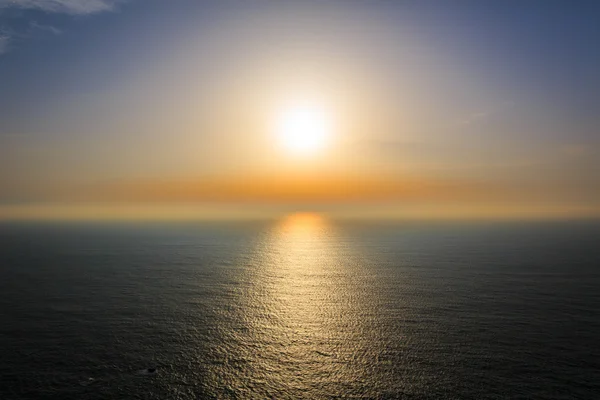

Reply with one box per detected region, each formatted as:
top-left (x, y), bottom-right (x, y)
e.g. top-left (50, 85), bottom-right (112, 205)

top-left (276, 103), bottom-right (331, 154)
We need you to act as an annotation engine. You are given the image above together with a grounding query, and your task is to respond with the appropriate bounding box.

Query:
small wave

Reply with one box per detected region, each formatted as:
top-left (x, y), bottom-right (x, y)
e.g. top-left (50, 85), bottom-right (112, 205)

top-left (137, 368), bottom-right (158, 376)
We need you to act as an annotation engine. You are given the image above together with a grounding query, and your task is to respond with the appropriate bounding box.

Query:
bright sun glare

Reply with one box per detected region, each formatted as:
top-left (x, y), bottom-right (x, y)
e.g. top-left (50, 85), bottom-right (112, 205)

top-left (276, 103), bottom-right (331, 155)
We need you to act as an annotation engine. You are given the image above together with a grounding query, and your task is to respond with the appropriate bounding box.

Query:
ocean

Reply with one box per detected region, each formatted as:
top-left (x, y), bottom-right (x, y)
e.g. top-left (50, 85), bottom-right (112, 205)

top-left (1, 217), bottom-right (599, 399)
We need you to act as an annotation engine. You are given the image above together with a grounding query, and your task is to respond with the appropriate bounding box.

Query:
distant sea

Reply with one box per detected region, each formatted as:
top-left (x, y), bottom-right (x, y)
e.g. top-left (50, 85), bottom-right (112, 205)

top-left (1, 217), bottom-right (599, 399)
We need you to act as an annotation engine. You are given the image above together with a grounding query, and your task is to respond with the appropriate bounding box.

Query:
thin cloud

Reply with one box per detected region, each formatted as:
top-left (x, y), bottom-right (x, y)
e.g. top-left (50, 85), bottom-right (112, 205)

top-left (459, 111), bottom-right (489, 126)
top-left (0, 0), bottom-right (123, 15)
top-left (0, 0), bottom-right (125, 55)
top-left (457, 101), bottom-right (516, 126)
top-left (29, 21), bottom-right (62, 35)
top-left (0, 34), bottom-right (8, 54)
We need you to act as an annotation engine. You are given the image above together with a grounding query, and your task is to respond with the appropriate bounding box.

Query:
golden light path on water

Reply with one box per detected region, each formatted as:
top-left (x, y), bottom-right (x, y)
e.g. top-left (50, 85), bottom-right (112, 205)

top-left (204, 213), bottom-right (408, 398)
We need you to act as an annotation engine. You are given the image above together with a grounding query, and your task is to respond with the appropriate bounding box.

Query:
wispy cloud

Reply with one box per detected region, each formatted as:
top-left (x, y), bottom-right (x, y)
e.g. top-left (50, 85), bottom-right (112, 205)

top-left (457, 101), bottom-right (516, 126)
top-left (0, 0), bottom-right (123, 15)
top-left (29, 21), bottom-right (62, 35)
top-left (0, 34), bottom-right (9, 54)
top-left (459, 111), bottom-right (490, 126)
top-left (0, 0), bottom-right (125, 54)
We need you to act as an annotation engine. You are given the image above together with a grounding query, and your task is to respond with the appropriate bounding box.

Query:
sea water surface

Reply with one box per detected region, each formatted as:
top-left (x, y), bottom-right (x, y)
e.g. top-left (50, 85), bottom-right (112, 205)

top-left (1, 216), bottom-right (599, 399)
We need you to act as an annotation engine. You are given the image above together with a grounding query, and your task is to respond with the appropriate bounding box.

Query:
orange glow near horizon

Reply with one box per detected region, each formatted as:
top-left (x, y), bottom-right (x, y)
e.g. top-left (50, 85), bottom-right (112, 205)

top-left (70, 173), bottom-right (488, 204)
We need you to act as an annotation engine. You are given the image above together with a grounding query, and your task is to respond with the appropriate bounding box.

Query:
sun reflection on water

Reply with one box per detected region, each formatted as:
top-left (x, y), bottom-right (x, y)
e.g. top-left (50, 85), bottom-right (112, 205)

top-left (219, 212), bottom-right (384, 397)
top-left (277, 212), bottom-right (329, 233)
top-left (268, 212), bottom-right (333, 269)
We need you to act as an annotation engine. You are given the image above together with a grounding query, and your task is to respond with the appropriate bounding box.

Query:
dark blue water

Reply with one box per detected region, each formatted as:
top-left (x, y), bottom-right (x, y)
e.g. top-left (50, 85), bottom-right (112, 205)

top-left (1, 217), bottom-right (599, 399)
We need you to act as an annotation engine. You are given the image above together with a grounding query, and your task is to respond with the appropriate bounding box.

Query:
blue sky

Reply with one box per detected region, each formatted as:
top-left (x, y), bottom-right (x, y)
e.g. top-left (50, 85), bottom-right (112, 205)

top-left (0, 1), bottom-right (598, 219)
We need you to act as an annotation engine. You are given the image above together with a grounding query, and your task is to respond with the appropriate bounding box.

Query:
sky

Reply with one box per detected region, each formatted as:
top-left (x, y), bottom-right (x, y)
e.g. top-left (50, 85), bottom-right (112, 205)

top-left (0, 0), bottom-right (599, 220)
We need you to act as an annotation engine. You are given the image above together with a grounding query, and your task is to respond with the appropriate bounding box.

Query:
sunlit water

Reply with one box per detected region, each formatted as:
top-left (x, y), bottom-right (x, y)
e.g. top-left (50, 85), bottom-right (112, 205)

top-left (1, 217), bottom-right (599, 399)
